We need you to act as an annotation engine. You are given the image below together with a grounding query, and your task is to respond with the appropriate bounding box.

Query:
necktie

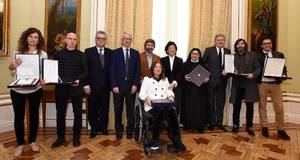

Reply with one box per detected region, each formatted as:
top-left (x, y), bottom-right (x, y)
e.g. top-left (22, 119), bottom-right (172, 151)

top-left (99, 48), bottom-right (104, 67)
top-left (218, 48), bottom-right (222, 68)
top-left (125, 48), bottom-right (129, 79)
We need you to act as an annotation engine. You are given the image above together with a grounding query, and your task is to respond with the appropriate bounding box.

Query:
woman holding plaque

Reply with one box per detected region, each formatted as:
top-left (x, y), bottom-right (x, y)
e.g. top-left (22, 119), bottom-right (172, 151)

top-left (139, 62), bottom-right (186, 153)
top-left (8, 27), bottom-right (47, 157)
top-left (182, 48), bottom-right (209, 133)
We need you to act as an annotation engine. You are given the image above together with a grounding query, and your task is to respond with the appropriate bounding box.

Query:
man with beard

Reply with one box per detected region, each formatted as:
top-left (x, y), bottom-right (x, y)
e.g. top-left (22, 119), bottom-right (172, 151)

top-left (229, 39), bottom-right (261, 136)
top-left (139, 39), bottom-right (160, 81)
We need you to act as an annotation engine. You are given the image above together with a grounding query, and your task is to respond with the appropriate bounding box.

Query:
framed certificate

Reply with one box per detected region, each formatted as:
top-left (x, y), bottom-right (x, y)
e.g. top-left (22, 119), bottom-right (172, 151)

top-left (8, 54), bottom-right (40, 88)
top-left (42, 59), bottom-right (74, 85)
top-left (188, 64), bottom-right (211, 87)
top-left (224, 54), bottom-right (235, 73)
top-left (263, 57), bottom-right (285, 77)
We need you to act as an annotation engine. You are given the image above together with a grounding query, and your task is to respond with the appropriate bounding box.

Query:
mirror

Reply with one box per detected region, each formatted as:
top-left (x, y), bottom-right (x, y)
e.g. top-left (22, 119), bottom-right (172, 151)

top-left (0, 0), bottom-right (9, 56)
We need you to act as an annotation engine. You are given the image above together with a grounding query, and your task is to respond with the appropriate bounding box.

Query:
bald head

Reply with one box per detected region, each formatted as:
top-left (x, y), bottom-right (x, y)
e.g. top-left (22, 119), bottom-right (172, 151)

top-left (65, 32), bottom-right (78, 50)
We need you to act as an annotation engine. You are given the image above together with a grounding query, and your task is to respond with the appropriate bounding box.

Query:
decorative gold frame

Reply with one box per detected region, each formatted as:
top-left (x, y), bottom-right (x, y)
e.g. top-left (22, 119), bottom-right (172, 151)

top-left (0, 0), bottom-right (10, 56)
top-left (44, 0), bottom-right (81, 57)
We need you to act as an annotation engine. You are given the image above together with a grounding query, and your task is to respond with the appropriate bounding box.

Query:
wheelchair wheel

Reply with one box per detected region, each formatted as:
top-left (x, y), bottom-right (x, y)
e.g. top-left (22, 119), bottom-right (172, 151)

top-left (134, 105), bottom-right (143, 143)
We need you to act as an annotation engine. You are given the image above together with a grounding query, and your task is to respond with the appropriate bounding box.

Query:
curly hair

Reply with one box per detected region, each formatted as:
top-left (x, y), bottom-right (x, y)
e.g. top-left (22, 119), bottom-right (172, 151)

top-left (17, 27), bottom-right (45, 54)
top-left (150, 62), bottom-right (166, 80)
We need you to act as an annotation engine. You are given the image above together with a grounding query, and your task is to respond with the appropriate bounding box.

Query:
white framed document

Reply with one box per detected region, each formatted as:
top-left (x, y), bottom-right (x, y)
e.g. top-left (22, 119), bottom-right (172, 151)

top-left (8, 54), bottom-right (40, 88)
top-left (263, 57), bottom-right (286, 77)
top-left (43, 59), bottom-right (59, 84)
top-left (224, 54), bottom-right (235, 73)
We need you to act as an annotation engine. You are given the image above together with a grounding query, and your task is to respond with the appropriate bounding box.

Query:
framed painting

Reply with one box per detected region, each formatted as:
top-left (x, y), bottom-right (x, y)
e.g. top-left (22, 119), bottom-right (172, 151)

top-left (45, 0), bottom-right (81, 58)
top-left (248, 0), bottom-right (278, 52)
top-left (0, 0), bottom-right (9, 56)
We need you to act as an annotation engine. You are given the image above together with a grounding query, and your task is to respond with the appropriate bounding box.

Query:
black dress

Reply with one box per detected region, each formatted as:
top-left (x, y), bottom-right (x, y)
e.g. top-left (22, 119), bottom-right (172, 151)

top-left (182, 60), bottom-right (208, 130)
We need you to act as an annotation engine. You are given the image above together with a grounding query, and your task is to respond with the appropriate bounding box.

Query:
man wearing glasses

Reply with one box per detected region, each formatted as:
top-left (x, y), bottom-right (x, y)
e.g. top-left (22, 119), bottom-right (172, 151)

top-left (84, 31), bottom-right (112, 138)
top-left (257, 36), bottom-right (290, 140)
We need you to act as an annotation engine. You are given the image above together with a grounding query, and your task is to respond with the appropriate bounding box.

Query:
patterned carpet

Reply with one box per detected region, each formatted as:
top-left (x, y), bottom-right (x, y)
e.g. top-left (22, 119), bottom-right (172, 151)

top-left (0, 126), bottom-right (299, 160)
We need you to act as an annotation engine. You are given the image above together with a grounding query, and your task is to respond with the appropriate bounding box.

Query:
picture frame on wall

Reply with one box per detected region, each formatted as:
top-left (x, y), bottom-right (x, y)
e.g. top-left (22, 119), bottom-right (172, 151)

top-left (0, 0), bottom-right (9, 57)
top-left (45, 0), bottom-right (81, 58)
top-left (248, 0), bottom-right (278, 52)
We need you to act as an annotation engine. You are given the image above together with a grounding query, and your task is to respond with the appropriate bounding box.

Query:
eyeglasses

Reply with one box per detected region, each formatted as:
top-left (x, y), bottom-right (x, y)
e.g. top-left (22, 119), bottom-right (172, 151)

top-left (96, 37), bottom-right (106, 40)
top-left (262, 42), bottom-right (272, 45)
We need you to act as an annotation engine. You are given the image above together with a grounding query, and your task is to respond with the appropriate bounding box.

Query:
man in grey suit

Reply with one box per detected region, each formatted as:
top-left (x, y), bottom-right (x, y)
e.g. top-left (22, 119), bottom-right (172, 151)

top-left (203, 34), bottom-right (231, 131)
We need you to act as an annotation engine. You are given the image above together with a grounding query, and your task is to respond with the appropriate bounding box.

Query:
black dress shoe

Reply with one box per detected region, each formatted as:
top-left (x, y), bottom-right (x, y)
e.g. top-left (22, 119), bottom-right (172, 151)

top-left (277, 130), bottom-right (290, 140)
top-left (167, 144), bottom-right (178, 153)
top-left (73, 138), bottom-right (81, 147)
top-left (197, 128), bottom-right (204, 134)
top-left (51, 138), bottom-right (65, 148)
top-left (90, 130), bottom-right (97, 139)
top-left (116, 132), bottom-right (122, 140)
top-left (218, 125), bottom-right (228, 132)
top-left (246, 127), bottom-right (255, 136)
top-left (127, 131), bottom-right (133, 139)
top-left (262, 127), bottom-right (269, 138)
top-left (232, 125), bottom-right (239, 134)
top-left (208, 125), bottom-right (214, 130)
top-left (102, 129), bottom-right (109, 135)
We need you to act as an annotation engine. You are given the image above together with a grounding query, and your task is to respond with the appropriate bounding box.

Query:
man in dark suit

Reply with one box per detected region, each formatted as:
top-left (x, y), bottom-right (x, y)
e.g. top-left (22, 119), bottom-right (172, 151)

top-left (257, 37), bottom-right (290, 140)
top-left (203, 34), bottom-right (231, 131)
top-left (110, 32), bottom-right (140, 139)
top-left (84, 31), bottom-right (112, 138)
top-left (160, 41), bottom-right (184, 121)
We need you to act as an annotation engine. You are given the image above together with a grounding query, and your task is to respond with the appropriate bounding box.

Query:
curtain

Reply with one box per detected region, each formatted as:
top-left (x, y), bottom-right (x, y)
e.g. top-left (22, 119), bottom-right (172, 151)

top-left (105, 0), bottom-right (152, 51)
top-left (188, 0), bottom-right (232, 52)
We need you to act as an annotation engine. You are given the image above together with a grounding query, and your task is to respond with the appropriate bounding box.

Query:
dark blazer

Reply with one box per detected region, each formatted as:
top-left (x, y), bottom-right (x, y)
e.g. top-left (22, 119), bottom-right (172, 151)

top-left (203, 46), bottom-right (231, 87)
top-left (160, 56), bottom-right (184, 86)
top-left (110, 47), bottom-right (140, 89)
top-left (85, 46), bottom-right (112, 92)
top-left (257, 51), bottom-right (287, 84)
top-left (229, 52), bottom-right (261, 103)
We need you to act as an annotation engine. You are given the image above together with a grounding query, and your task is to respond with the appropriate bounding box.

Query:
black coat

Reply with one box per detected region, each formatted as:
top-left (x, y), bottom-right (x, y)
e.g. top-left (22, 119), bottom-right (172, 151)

top-left (229, 52), bottom-right (261, 103)
top-left (85, 46), bottom-right (112, 92)
top-left (160, 56), bottom-right (184, 86)
top-left (203, 46), bottom-right (231, 87)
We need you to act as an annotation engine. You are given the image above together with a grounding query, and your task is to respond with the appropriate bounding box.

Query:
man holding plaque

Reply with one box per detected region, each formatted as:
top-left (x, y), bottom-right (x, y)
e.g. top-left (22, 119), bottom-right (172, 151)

top-left (203, 34), bottom-right (231, 131)
top-left (52, 32), bottom-right (88, 148)
top-left (257, 37), bottom-right (290, 140)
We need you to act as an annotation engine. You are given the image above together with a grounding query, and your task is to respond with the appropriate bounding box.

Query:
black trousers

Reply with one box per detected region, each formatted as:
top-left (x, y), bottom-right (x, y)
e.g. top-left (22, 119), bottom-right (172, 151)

top-left (88, 89), bottom-right (110, 131)
top-left (174, 86), bottom-right (183, 119)
top-left (10, 89), bottom-right (43, 145)
top-left (149, 105), bottom-right (184, 148)
top-left (55, 86), bottom-right (83, 139)
top-left (232, 87), bottom-right (254, 128)
top-left (207, 81), bottom-right (226, 126)
top-left (113, 88), bottom-right (135, 132)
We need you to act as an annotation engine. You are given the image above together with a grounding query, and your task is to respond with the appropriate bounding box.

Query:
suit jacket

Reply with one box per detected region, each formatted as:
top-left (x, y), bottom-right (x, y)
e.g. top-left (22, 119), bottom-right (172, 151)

top-left (160, 56), bottom-right (184, 86)
top-left (110, 47), bottom-right (140, 89)
top-left (85, 46), bottom-right (112, 92)
top-left (257, 51), bottom-right (287, 84)
top-left (203, 46), bottom-right (231, 87)
top-left (139, 51), bottom-right (160, 80)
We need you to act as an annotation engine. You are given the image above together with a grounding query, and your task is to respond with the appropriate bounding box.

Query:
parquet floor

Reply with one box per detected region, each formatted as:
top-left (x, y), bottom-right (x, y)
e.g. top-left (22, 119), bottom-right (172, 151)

top-left (0, 124), bottom-right (300, 160)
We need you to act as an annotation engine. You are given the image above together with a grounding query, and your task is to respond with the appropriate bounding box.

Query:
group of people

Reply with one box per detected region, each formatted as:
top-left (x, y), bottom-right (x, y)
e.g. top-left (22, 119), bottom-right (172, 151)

top-left (8, 27), bottom-right (290, 157)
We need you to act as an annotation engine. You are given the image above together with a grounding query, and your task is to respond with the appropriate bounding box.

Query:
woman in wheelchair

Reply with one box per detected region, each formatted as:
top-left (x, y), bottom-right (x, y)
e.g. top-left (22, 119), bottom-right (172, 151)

top-left (139, 62), bottom-right (186, 153)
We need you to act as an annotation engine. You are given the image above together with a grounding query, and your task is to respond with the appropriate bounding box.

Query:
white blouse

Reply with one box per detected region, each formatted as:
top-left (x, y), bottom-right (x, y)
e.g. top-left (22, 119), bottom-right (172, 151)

top-left (139, 76), bottom-right (174, 111)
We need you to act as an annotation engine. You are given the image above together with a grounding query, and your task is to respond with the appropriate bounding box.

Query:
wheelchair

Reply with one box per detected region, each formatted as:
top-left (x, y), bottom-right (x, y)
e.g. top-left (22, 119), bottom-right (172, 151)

top-left (134, 102), bottom-right (154, 155)
top-left (134, 100), bottom-right (176, 155)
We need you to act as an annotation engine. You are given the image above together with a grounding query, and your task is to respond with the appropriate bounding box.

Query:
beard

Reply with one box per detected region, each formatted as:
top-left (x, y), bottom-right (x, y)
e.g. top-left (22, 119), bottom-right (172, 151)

top-left (146, 48), bottom-right (154, 52)
top-left (237, 47), bottom-right (246, 54)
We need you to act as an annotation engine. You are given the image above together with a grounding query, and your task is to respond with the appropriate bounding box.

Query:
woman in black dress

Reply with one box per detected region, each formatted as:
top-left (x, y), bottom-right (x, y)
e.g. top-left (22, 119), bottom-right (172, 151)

top-left (182, 48), bottom-right (209, 133)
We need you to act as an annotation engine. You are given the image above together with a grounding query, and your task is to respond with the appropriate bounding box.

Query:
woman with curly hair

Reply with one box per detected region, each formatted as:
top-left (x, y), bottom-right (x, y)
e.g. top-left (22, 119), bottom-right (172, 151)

top-left (8, 27), bottom-right (47, 157)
